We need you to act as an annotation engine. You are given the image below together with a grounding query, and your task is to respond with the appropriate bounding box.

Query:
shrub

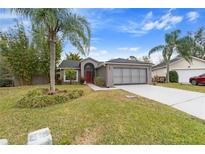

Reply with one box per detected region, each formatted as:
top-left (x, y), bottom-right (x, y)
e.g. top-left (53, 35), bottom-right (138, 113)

top-left (169, 70), bottom-right (179, 83)
top-left (16, 88), bottom-right (84, 108)
top-left (68, 89), bottom-right (84, 99)
top-left (59, 137), bottom-right (71, 145)
top-left (0, 79), bottom-right (13, 87)
top-left (80, 77), bottom-right (85, 84)
top-left (17, 94), bottom-right (69, 108)
top-left (95, 76), bottom-right (105, 87)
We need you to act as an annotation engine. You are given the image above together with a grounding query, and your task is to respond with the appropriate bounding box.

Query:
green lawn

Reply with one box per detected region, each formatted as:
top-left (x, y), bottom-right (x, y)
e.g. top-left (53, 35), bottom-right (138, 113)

top-left (1, 85), bottom-right (205, 144)
top-left (157, 83), bottom-right (205, 93)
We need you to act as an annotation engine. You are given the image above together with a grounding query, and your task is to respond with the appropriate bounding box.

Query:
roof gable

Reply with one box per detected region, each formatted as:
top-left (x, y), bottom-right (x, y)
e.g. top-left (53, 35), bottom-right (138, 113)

top-left (80, 57), bottom-right (100, 63)
top-left (152, 56), bottom-right (205, 70)
top-left (152, 56), bottom-right (182, 69)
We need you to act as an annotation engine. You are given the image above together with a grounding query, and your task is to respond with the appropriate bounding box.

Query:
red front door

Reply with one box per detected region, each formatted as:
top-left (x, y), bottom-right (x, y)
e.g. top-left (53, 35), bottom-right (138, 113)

top-left (85, 71), bottom-right (92, 83)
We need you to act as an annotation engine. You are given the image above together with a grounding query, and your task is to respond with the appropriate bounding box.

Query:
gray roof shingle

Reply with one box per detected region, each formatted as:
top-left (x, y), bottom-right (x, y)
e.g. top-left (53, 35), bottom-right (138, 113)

top-left (107, 58), bottom-right (151, 65)
top-left (58, 60), bottom-right (80, 69)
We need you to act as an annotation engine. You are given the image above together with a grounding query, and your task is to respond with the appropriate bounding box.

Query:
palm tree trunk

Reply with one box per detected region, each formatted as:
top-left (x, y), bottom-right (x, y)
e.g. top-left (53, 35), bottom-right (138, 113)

top-left (166, 61), bottom-right (170, 83)
top-left (49, 37), bottom-right (56, 93)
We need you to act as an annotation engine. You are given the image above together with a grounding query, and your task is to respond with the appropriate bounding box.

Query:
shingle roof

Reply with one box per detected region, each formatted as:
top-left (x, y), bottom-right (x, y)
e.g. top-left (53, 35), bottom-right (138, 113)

top-left (152, 56), bottom-right (182, 69)
top-left (58, 60), bottom-right (80, 69)
top-left (107, 58), bottom-right (151, 65)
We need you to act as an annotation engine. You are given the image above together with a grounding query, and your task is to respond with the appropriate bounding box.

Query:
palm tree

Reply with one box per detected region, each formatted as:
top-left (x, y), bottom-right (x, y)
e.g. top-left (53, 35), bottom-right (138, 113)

top-left (149, 30), bottom-right (192, 82)
top-left (12, 9), bottom-right (91, 93)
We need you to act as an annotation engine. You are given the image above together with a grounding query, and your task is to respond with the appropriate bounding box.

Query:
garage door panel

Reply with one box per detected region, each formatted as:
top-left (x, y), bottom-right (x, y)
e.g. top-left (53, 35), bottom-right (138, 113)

top-left (113, 68), bottom-right (147, 85)
top-left (113, 68), bottom-right (122, 84)
top-left (122, 69), bottom-right (131, 83)
top-left (131, 69), bottom-right (140, 83)
top-left (139, 69), bottom-right (146, 83)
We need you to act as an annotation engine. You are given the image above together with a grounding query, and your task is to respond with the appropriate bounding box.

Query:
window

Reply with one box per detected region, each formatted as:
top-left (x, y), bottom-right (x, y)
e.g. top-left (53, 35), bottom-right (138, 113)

top-left (64, 69), bottom-right (78, 82)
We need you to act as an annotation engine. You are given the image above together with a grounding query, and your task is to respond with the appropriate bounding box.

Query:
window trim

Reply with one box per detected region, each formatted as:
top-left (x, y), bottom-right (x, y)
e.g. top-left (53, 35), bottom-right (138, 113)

top-left (64, 69), bottom-right (78, 82)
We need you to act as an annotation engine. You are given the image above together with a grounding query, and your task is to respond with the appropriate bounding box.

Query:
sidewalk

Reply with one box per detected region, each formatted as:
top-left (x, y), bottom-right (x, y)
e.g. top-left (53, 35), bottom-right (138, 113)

top-left (87, 84), bottom-right (118, 91)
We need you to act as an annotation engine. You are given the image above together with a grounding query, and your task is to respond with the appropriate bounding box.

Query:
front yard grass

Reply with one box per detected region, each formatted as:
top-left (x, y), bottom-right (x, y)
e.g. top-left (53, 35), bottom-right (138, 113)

top-left (157, 83), bottom-right (205, 93)
top-left (1, 84), bottom-right (205, 144)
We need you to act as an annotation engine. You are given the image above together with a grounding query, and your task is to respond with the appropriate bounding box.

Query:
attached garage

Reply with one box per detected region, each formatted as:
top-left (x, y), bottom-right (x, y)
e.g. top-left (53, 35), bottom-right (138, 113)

top-left (96, 58), bottom-right (152, 87)
top-left (113, 68), bottom-right (147, 84)
top-left (175, 69), bottom-right (205, 83)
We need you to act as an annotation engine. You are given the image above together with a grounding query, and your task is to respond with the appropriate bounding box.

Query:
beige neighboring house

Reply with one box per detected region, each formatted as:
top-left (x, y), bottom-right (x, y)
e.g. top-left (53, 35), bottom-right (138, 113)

top-left (152, 56), bottom-right (205, 83)
top-left (58, 57), bottom-right (152, 87)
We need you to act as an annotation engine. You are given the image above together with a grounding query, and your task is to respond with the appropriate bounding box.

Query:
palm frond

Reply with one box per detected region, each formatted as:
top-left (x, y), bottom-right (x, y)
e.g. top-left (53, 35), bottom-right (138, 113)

top-left (148, 45), bottom-right (165, 56)
top-left (61, 13), bottom-right (91, 56)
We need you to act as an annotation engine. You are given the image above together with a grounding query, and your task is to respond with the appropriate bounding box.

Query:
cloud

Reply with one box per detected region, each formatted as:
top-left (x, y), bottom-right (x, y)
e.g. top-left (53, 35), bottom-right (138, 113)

top-left (89, 46), bottom-right (108, 60)
top-left (74, 9), bottom-right (115, 31)
top-left (142, 10), bottom-right (183, 31)
top-left (186, 11), bottom-right (199, 22)
top-left (117, 47), bottom-right (140, 52)
top-left (119, 21), bottom-right (146, 36)
top-left (119, 9), bottom-right (183, 36)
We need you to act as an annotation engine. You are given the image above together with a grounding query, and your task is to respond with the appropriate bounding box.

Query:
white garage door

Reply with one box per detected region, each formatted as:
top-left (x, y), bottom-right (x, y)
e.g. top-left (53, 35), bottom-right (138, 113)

top-left (113, 68), bottom-right (147, 84)
top-left (175, 69), bottom-right (205, 83)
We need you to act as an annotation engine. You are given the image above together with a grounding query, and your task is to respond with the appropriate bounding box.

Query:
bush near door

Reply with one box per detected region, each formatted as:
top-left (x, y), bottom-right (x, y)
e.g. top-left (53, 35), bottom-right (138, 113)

top-left (169, 71), bottom-right (179, 83)
top-left (95, 76), bottom-right (105, 87)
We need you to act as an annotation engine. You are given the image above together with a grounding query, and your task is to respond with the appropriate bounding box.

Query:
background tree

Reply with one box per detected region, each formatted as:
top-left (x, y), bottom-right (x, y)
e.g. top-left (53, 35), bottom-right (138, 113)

top-left (13, 9), bottom-right (91, 93)
top-left (149, 30), bottom-right (192, 82)
top-left (0, 23), bottom-right (38, 85)
top-left (188, 27), bottom-right (205, 59)
top-left (0, 32), bottom-right (13, 80)
top-left (0, 54), bottom-right (12, 80)
top-left (66, 52), bottom-right (81, 61)
top-left (129, 56), bottom-right (137, 60)
top-left (141, 56), bottom-right (152, 63)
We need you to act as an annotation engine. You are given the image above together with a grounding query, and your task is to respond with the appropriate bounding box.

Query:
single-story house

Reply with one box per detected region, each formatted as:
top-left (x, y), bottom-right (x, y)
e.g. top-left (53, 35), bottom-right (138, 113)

top-left (152, 56), bottom-right (205, 83)
top-left (58, 57), bottom-right (152, 87)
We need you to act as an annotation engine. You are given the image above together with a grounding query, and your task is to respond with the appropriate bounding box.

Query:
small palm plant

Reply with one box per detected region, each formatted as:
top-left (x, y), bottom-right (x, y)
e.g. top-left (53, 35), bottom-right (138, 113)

top-left (12, 9), bottom-right (91, 93)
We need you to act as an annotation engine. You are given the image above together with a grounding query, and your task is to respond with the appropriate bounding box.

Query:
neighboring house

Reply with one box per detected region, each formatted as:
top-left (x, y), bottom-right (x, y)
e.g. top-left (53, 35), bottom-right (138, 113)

top-left (152, 56), bottom-right (205, 83)
top-left (58, 57), bottom-right (152, 87)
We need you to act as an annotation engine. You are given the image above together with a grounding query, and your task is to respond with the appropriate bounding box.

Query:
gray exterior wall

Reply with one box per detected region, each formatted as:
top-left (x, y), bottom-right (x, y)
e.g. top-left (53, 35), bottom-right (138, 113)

top-left (96, 65), bottom-right (107, 83)
top-left (106, 64), bottom-right (152, 87)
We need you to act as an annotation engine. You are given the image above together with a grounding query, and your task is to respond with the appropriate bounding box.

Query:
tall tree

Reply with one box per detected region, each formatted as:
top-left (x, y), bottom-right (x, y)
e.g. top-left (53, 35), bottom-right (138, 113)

top-left (13, 9), bottom-right (91, 93)
top-left (0, 23), bottom-right (38, 85)
top-left (149, 30), bottom-right (192, 82)
top-left (188, 27), bottom-right (205, 59)
top-left (66, 52), bottom-right (81, 61)
top-left (0, 54), bottom-right (12, 80)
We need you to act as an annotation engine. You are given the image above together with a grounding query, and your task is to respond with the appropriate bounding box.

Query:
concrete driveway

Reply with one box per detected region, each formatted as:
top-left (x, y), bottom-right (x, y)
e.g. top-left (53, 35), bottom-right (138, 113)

top-left (116, 85), bottom-right (205, 120)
